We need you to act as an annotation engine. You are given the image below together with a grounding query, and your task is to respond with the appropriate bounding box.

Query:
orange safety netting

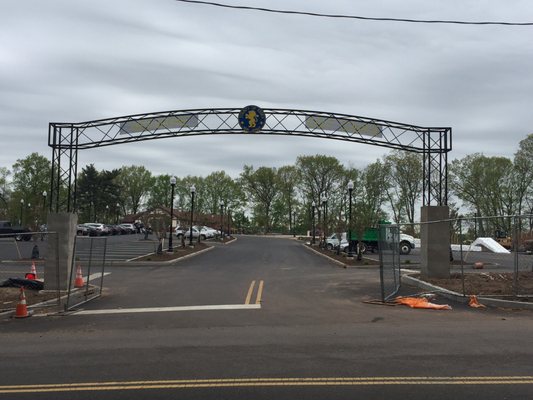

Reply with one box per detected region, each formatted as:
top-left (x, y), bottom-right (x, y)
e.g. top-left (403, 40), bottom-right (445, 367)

top-left (395, 296), bottom-right (452, 310)
top-left (468, 295), bottom-right (486, 308)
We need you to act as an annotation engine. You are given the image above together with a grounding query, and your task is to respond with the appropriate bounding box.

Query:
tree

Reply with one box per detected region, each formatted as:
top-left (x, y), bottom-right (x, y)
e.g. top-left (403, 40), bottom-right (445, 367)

top-left (0, 167), bottom-right (11, 218)
top-left (383, 151), bottom-right (423, 233)
top-left (115, 165), bottom-right (153, 215)
top-left (276, 166), bottom-right (299, 233)
top-left (513, 134), bottom-right (533, 219)
top-left (77, 165), bottom-right (121, 223)
top-left (145, 174), bottom-right (173, 211)
top-left (449, 154), bottom-right (514, 234)
top-left (240, 165), bottom-right (279, 233)
top-left (11, 153), bottom-right (51, 227)
top-left (352, 161), bottom-right (389, 259)
top-left (296, 155), bottom-right (345, 240)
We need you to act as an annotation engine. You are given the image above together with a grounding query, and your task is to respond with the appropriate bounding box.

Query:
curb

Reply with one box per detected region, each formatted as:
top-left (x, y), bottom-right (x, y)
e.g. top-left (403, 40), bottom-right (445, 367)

top-left (401, 272), bottom-right (533, 310)
top-left (118, 246), bottom-right (215, 267)
top-left (302, 243), bottom-right (378, 269)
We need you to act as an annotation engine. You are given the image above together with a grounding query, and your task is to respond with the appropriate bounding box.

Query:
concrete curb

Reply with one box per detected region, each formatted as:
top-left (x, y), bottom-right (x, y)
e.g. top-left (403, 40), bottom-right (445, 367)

top-left (302, 243), bottom-right (379, 269)
top-left (401, 272), bottom-right (533, 310)
top-left (105, 246), bottom-right (214, 267)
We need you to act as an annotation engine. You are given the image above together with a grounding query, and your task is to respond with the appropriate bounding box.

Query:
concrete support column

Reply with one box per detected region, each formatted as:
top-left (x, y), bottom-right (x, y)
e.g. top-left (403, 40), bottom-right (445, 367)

top-left (420, 205), bottom-right (450, 279)
top-left (45, 212), bottom-right (77, 290)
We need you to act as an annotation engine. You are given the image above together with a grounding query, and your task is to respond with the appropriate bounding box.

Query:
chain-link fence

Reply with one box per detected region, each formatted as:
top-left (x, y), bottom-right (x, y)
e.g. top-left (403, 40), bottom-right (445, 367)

top-left (65, 235), bottom-right (107, 311)
top-left (378, 224), bottom-right (401, 301)
top-left (0, 231), bottom-right (108, 315)
top-left (0, 231), bottom-right (62, 315)
top-left (448, 215), bottom-right (533, 299)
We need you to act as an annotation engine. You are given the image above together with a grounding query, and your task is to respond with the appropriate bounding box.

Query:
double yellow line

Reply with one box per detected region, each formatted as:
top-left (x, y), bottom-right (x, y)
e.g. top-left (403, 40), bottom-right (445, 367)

top-left (245, 280), bottom-right (264, 305)
top-left (1, 376), bottom-right (533, 393)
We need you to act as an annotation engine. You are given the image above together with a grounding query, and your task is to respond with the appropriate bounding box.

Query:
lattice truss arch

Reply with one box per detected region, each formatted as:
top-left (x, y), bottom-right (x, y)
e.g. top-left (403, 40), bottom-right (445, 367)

top-left (49, 107), bottom-right (452, 212)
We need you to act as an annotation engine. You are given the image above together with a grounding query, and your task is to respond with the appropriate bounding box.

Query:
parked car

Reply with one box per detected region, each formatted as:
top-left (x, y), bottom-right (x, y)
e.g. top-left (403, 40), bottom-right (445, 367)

top-left (85, 223), bottom-right (106, 236)
top-left (76, 224), bottom-right (89, 235)
top-left (195, 225), bottom-right (218, 239)
top-left (175, 226), bottom-right (206, 240)
top-left (325, 233), bottom-right (346, 250)
top-left (119, 223), bottom-right (137, 234)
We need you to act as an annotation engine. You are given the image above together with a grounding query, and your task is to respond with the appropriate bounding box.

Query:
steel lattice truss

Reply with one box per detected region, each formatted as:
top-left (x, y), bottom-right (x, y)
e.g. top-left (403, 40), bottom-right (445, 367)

top-left (49, 107), bottom-right (452, 212)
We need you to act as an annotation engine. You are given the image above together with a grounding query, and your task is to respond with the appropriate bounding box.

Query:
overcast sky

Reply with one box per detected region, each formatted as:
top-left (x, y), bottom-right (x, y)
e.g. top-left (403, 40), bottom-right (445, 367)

top-left (1, 0), bottom-right (532, 179)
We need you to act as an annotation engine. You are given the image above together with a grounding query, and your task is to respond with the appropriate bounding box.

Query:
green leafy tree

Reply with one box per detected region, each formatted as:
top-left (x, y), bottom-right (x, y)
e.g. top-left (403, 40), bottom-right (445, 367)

top-left (450, 154), bottom-right (513, 234)
top-left (352, 161), bottom-right (389, 259)
top-left (10, 153), bottom-right (51, 227)
top-left (77, 165), bottom-right (121, 223)
top-left (145, 174), bottom-right (173, 210)
top-left (240, 165), bottom-right (279, 233)
top-left (115, 165), bottom-right (153, 215)
top-left (513, 134), bottom-right (533, 219)
top-left (0, 167), bottom-right (11, 218)
top-left (276, 165), bottom-right (299, 233)
top-left (383, 151), bottom-right (423, 233)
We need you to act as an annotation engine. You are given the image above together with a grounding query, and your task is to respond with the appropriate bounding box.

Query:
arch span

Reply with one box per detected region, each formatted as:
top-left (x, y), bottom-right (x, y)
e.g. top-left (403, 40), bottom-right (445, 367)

top-left (49, 106), bottom-right (451, 212)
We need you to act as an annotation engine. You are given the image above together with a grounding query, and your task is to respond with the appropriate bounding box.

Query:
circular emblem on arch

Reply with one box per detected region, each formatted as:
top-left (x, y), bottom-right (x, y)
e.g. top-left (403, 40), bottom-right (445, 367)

top-left (238, 105), bottom-right (266, 132)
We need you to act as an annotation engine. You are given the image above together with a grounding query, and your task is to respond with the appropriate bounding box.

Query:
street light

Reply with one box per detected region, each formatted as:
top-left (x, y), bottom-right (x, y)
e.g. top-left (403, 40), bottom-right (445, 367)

top-left (116, 202), bottom-right (120, 225)
top-left (19, 199), bottom-right (24, 226)
top-left (189, 184), bottom-right (196, 246)
top-left (321, 194), bottom-right (328, 247)
top-left (168, 176), bottom-right (177, 252)
top-left (42, 191), bottom-right (47, 224)
top-left (105, 205), bottom-right (109, 223)
top-left (347, 180), bottom-right (354, 257)
top-left (219, 201), bottom-right (224, 239)
top-left (292, 211), bottom-right (296, 237)
top-left (311, 201), bottom-right (316, 245)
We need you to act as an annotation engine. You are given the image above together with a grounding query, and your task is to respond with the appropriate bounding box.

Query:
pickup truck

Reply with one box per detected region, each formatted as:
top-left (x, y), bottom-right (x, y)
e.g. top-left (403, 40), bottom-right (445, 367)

top-left (0, 220), bottom-right (32, 241)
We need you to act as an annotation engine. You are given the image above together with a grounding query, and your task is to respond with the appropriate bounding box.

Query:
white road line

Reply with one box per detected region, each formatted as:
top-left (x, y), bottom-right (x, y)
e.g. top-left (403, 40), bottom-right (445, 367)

top-left (72, 304), bottom-right (261, 315)
top-left (87, 272), bottom-right (110, 281)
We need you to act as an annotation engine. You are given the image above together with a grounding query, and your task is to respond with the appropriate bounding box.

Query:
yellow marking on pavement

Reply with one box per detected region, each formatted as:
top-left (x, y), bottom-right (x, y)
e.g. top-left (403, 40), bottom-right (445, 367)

top-left (245, 280), bottom-right (256, 304)
top-left (1, 376), bottom-right (533, 393)
top-left (255, 280), bottom-right (264, 304)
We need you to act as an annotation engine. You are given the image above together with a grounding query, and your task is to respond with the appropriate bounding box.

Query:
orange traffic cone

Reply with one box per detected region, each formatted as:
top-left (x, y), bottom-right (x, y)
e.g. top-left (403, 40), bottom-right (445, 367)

top-left (14, 286), bottom-right (30, 318)
top-left (30, 261), bottom-right (38, 279)
top-left (74, 264), bottom-right (85, 288)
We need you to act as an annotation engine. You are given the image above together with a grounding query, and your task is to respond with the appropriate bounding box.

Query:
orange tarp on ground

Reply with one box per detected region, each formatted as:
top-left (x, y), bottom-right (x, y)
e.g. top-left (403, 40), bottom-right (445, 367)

top-left (395, 297), bottom-right (452, 310)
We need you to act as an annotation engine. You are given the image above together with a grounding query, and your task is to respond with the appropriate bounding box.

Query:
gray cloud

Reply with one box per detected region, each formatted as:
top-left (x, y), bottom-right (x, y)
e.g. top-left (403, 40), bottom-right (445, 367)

top-left (1, 0), bottom-right (533, 177)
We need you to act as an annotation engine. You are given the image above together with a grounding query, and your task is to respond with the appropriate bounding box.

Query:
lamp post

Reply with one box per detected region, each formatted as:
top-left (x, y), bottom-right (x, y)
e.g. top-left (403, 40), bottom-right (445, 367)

top-left (311, 201), bottom-right (316, 245)
top-left (292, 211), bottom-right (296, 237)
top-left (42, 191), bottom-right (47, 224)
top-left (347, 180), bottom-right (354, 257)
top-left (168, 176), bottom-right (177, 252)
top-left (219, 201), bottom-right (224, 239)
top-left (19, 199), bottom-right (24, 226)
top-left (116, 202), bottom-right (120, 225)
top-left (321, 194), bottom-right (327, 247)
top-left (189, 184), bottom-right (196, 246)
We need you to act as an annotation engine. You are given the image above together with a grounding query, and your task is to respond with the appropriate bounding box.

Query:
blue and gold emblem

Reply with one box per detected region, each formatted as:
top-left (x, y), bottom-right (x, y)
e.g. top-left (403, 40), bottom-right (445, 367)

top-left (238, 105), bottom-right (266, 132)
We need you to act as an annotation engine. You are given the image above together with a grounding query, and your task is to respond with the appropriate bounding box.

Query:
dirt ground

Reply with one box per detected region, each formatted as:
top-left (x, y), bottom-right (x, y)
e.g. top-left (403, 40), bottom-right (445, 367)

top-left (426, 272), bottom-right (533, 297)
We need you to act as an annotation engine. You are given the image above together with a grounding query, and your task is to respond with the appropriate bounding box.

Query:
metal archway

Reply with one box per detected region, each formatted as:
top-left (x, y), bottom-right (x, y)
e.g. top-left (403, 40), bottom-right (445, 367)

top-left (49, 106), bottom-right (451, 212)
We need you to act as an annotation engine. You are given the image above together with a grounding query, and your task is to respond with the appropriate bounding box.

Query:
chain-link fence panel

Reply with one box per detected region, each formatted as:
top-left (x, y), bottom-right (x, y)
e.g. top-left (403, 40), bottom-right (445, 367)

top-left (65, 235), bottom-right (107, 311)
top-left (378, 224), bottom-right (401, 302)
top-left (0, 231), bottom-right (62, 315)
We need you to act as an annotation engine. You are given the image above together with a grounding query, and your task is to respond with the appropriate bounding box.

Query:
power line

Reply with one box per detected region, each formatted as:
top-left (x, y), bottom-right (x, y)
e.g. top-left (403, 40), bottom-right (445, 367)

top-left (175, 0), bottom-right (533, 26)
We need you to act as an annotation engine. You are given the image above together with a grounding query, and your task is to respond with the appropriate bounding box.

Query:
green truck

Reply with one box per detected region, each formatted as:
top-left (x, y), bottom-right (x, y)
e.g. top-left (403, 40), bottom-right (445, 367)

top-left (348, 224), bottom-right (416, 255)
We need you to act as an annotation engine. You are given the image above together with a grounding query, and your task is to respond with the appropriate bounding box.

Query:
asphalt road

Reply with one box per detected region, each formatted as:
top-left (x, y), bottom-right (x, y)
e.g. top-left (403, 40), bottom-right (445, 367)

top-left (1, 235), bottom-right (532, 399)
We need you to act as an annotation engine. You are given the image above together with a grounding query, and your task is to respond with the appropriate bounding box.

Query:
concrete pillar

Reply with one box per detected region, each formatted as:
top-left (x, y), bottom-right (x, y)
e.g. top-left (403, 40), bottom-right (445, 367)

top-left (45, 213), bottom-right (78, 290)
top-left (420, 206), bottom-right (450, 279)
